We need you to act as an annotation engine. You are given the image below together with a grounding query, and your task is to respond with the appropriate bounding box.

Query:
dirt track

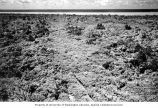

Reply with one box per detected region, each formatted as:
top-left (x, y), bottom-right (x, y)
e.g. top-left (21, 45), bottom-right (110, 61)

top-left (46, 18), bottom-right (158, 101)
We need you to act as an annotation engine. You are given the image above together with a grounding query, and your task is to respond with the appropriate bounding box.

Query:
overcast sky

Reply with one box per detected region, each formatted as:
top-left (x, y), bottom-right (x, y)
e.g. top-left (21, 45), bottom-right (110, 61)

top-left (0, 0), bottom-right (158, 9)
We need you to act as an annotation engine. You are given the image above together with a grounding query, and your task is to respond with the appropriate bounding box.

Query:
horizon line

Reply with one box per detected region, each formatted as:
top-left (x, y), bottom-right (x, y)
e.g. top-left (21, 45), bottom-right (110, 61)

top-left (0, 9), bottom-right (158, 12)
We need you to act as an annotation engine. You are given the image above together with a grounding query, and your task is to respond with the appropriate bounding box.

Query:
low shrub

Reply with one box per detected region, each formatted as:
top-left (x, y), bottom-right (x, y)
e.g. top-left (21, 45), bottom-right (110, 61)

top-left (96, 23), bottom-right (105, 29)
top-left (0, 45), bottom-right (23, 78)
top-left (0, 87), bottom-right (9, 101)
top-left (102, 61), bottom-right (113, 69)
top-left (129, 45), bottom-right (158, 73)
top-left (125, 24), bottom-right (132, 30)
top-left (67, 26), bottom-right (83, 35)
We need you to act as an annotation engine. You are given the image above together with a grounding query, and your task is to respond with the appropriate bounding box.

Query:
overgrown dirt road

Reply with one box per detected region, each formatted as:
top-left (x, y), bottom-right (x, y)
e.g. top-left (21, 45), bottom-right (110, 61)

top-left (49, 22), bottom-right (100, 101)
top-left (0, 14), bottom-right (157, 102)
top-left (48, 18), bottom-right (158, 102)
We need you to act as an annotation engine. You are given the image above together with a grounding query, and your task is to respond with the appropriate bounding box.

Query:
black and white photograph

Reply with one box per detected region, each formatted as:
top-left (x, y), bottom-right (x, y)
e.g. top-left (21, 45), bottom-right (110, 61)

top-left (0, 0), bottom-right (158, 105)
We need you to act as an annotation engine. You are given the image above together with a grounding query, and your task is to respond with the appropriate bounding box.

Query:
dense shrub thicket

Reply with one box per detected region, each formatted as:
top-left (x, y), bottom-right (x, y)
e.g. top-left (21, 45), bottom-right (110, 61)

top-left (0, 14), bottom-right (51, 101)
top-left (0, 14), bottom-right (50, 46)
